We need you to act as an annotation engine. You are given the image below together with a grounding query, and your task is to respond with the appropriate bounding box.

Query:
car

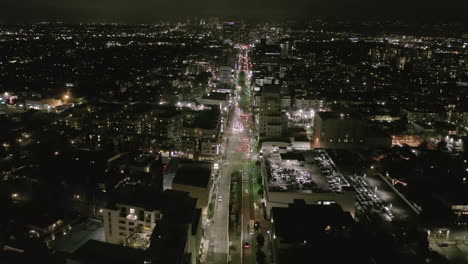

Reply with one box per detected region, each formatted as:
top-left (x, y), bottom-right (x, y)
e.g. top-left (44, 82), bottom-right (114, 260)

top-left (218, 196), bottom-right (222, 202)
top-left (243, 242), bottom-right (250, 248)
top-left (244, 179), bottom-right (248, 183)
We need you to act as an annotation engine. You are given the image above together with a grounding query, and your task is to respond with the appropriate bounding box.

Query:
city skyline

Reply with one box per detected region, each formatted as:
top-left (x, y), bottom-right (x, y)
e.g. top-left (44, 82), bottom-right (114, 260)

top-left (2, 0), bottom-right (468, 24)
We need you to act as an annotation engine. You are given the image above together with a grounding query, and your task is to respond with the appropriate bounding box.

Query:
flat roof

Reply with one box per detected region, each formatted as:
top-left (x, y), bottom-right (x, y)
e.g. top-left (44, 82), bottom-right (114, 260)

top-left (201, 92), bottom-right (229, 101)
top-left (317, 111), bottom-right (362, 120)
top-left (72, 240), bottom-right (147, 264)
top-left (262, 84), bottom-right (281, 94)
top-left (266, 152), bottom-right (327, 193)
top-left (173, 163), bottom-right (212, 188)
top-left (266, 151), bottom-right (350, 193)
top-left (109, 185), bottom-right (162, 211)
top-left (272, 201), bottom-right (354, 241)
top-left (186, 109), bottom-right (220, 130)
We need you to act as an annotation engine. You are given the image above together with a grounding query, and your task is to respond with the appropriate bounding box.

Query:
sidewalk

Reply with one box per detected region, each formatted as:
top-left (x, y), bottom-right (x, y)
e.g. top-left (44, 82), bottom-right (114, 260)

top-left (250, 159), bottom-right (273, 264)
top-left (229, 172), bottom-right (243, 264)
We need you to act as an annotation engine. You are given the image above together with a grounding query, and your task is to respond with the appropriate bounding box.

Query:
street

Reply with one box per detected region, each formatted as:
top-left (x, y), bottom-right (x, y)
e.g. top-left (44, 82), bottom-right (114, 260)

top-left (205, 47), bottom-right (256, 264)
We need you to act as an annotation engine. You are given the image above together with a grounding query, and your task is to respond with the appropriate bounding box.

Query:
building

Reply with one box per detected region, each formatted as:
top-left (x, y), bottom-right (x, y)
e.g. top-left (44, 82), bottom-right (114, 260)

top-left (312, 112), bottom-right (367, 149)
top-left (102, 195), bottom-right (161, 248)
top-left (258, 85), bottom-right (286, 139)
top-left (435, 191), bottom-right (468, 226)
top-left (365, 126), bottom-right (392, 150)
top-left (222, 22), bottom-right (241, 43)
top-left (288, 128), bottom-right (311, 151)
top-left (294, 96), bottom-right (325, 110)
top-left (69, 240), bottom-right (147, 264)
top-left (24, 98), bottom-right (63, 111)
top-left (261, 150), bottom-right (356, 218)
top-left (176, 109), bottom-right (221, 161)
top-left (401, 105), bottom-right (446, 124)
top-left (3, 205), bottom-right (75, 251)
top-left (73, 190), bottom-right (202, 264)
top-left (219, 65), bottom-right (232, 85)
top-left (270, 200), bottom-right (357, 264)
top-left (199, 92), bottom-right (229, 110)
top-left (280, 41), bottom-right (290, 58)
top-left (448, 107), bottom-right (468, 129)
top-left (148, 190), bottom-right (203, 264)
top-left (172, 162), bottom-right (214, 214)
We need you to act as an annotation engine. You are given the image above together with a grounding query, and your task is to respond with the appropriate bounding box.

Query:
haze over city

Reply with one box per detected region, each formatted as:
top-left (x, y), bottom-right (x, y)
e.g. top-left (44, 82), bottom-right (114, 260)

top-left (2, 0), bottom-right (468, 23)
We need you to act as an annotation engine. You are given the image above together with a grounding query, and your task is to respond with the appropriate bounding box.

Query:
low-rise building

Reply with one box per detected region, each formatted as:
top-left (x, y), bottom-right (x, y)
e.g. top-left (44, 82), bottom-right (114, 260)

top-left (270, 200), bottom-right (357, 264)
top-left (102, 201), bottom-right (161, 248)
top-left (199, 92), bottom-right (230, 110)
top-left (172, 162), bottom-right (213, 214)
top-left (402, 105), bottom-right (446, 124)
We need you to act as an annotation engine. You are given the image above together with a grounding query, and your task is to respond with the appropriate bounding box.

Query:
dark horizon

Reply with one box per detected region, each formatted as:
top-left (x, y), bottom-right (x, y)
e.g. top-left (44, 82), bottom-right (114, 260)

top-left (2, 0), bottom-right (468, 24)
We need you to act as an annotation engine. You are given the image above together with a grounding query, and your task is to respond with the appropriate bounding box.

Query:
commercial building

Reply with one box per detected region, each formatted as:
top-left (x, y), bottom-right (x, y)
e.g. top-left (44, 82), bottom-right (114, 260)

top-left (219, 65), bottom-right (232, 85)
top-left (261, 150), bottom-right (356, 218)
top-left (222, 22), bottom-right (241, 43)
top-left (270, 200), bottom-right (357, 264)
top-left (199, 92), bottom-right (230, 110)
top-left (312, 112), bottom-right (367, 149)
top-left (258, 85), bottom-right (287, 139)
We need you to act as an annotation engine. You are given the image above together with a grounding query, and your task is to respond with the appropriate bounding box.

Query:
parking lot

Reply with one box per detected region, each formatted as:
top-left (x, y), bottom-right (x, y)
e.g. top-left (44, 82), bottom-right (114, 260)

top-left (349, 175), bottom-right (394, 222)
top-left (313, 151), bottom-right (350, 193)
top-left (327, 149), bottom-right (416, 223)
top-left (312, 151), bottom-right (396, 222)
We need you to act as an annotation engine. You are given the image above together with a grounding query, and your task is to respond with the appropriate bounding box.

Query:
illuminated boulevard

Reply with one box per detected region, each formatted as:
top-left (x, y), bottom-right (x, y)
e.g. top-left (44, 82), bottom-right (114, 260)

top-left (204, 47), bottom-right (261, 264)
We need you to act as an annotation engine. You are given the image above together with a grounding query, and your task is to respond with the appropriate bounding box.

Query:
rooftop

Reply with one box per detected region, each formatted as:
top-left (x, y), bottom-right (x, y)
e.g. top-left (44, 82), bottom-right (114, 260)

top-left (262, 84), bottom-right (281, 95)
top-left (186, 109), bottom-right (220, 130)
top-left (201, 92), bottom-right (229, 102)
top-left (148, 190), bottom-right (200, 264)
top-left (317, 111), bottom-right (362, 120)
top-left (108, 185), bottom-right (162, 211)
top-left (71, 239), bottom-right (147, 264)
top-left (266, 151), bottom-right (350, 193)
top-left (272, 201), bottom-right (354, 242)
top-left (173, 162), bottom-right (212, 188)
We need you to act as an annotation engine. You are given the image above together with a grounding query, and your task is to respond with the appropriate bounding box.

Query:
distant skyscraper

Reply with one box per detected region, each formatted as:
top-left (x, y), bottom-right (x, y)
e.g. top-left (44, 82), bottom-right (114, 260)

top-left (219, 65), bottom-right (232, 86)
top-left (280, 41), bottom-right (290, 58)
top-left (222, 21), bottom-right (241, 43)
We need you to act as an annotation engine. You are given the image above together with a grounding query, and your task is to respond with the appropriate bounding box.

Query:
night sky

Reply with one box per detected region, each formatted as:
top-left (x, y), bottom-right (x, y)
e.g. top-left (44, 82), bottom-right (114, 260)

top-left (1, 0), bottom-right (468, 23)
